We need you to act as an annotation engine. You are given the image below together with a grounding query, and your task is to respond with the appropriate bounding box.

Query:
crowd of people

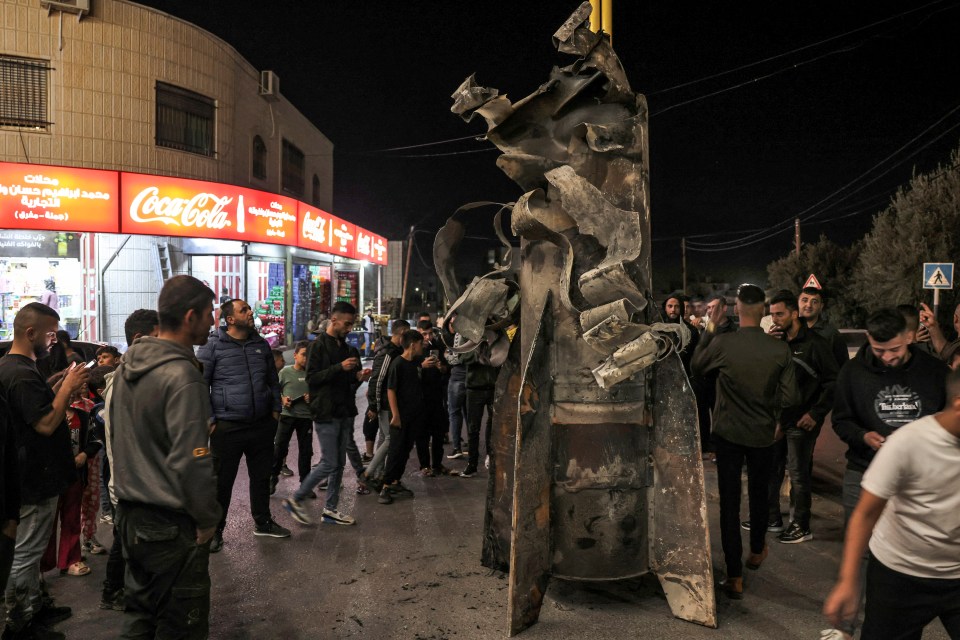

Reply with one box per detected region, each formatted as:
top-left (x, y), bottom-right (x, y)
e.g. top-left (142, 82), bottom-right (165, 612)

top-left (0, 275), bottom-right (957, 639)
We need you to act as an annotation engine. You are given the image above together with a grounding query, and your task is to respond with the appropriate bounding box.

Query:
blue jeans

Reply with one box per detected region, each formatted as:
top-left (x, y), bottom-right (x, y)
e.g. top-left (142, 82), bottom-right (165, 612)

top-left (4, 496), bottom-right (58, 631)
top-left (447, 375), bottom-right (467, 451)
top-left (295, 417), bottom-right (353, 511)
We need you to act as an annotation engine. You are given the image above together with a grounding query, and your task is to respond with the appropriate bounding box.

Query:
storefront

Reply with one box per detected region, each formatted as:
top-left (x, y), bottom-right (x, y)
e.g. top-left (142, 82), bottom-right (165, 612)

top-left (0, 161), bottom-right (389, 346)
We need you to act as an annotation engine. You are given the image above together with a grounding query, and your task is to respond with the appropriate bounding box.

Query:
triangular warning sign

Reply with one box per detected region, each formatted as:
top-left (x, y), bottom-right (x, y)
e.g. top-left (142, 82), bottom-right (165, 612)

top-left (927, 267), bottom-right (948, 287)
top-left (803, 274), bottom-right (822, 290)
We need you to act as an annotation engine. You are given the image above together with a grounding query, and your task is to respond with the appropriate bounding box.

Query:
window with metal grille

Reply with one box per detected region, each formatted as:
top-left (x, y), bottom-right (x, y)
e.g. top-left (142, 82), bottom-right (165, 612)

top-left (282, 139), bottom-right (304, 197)
top-left (252, 135), bottom-right (267, 180)
top-left (0, 55), bottom-right (51, 129)
top-left (156, 82), bottom-right (215, 156)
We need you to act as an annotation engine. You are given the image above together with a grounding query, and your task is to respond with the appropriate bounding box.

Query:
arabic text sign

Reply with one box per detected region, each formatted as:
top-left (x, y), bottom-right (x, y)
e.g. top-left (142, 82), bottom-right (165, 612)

top-left (0, 162), bottom-right (119, 233)
top-left (120, 172), bottom-right (298, 245)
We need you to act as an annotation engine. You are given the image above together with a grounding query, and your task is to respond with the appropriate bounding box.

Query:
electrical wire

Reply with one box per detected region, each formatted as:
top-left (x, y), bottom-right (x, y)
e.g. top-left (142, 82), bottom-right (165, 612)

top-left (685, 103), bottom-right (960, 248)
top-left (646, 0), bottom-right (950, 96)
top-left (367, 134), bottom-right (486, 153)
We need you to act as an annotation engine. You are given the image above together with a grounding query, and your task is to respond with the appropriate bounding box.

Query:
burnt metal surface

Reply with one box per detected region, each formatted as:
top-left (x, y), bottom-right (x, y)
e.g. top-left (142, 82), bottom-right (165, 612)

top-left (651, 354), bottom-right (718, 627)
top-left (439, 2), bottom-right (716, 635)
top-left (507, 294), bottom-right (554, 636)
top-left (482, 327), bottom-right (522, 572)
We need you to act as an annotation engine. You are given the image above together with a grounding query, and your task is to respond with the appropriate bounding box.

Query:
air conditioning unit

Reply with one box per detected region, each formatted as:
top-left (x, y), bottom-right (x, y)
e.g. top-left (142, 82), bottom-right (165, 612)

top-left (40, 0), bottom-right (90, 18)
top-left (259, 70), bottom-right (280, 100)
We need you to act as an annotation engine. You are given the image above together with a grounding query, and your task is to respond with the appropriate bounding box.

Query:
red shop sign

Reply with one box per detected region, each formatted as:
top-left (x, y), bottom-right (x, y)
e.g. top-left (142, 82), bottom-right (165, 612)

top-left (0, 162), bottom-right (119, 233)
top-left (355, 227), bottom-right (388, 265)
top-left (120, 172), bottom-right (298, 245)
top-left (298, 206), bottom-right (356, 258)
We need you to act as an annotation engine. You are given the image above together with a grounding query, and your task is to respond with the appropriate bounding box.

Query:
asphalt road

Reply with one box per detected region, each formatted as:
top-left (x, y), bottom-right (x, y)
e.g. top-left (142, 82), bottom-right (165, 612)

top-left (48, 398), bottom-right (949, 640)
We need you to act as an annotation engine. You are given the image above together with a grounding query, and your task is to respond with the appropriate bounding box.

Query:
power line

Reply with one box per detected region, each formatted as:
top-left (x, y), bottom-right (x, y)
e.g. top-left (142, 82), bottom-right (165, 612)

top-left (685, 103), bottom-right (960, 248)
top-left (367, 134), bottom-right (486, 153)
top-left (646, 0), bottom-right (950, 97)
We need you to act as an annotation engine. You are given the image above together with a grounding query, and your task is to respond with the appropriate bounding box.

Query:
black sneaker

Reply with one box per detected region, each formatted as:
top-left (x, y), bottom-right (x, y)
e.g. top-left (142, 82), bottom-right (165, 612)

top-left (280, 464), bottom-right (294, 477)
top-left (99, 587), bottom-right (125, 611)
top-left (33, 604), bottom-right (72, 626)
top-left (361, 453), bottom-right (373, 463)
top-left (778, 522), bottom-right (813, 544)
top-left (740, 518), bottom-right (783, 533)
top-left (254, 519), bottom-right (291, 538)
top-left (377, 487), bottom-right (394, 504)
top-left (209, 530), bottom-right (224, 553)
top-left (317, 478), bottom-right (329, 490)
top-left (4, 622), bottom-right (65, 640)
top-left (459, 466), bottom-right (477, 478)
top-left (447, 449), bottom-right (465, 460)
top-left (269, 475), bottom-right (278, 496)
top-left (387, 482), bottom-right (414, 498)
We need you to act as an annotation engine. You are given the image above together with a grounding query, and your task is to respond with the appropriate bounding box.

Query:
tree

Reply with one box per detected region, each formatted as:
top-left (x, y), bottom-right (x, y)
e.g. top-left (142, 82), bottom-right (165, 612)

top-left (766, 235), bottom-right (862, 327)
top-left (851, 147), bottom-right (960, 324)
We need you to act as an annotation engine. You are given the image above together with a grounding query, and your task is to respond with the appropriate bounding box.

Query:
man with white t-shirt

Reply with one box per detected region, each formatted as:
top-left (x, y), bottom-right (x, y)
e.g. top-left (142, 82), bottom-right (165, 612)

top-left (823, 368), bottom-right (960, 639)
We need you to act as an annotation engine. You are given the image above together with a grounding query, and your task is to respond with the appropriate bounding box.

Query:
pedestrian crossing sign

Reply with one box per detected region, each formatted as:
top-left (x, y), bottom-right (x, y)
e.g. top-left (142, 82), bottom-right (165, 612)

top-left (923, 263), bottom-right (953, 289)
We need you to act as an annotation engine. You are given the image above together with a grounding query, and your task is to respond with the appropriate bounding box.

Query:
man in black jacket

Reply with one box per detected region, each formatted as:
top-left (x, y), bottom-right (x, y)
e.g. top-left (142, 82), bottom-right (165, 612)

top-left (283, 302), bottom-right (371, 526)
top-left (758, 290), bottom-right (838, 544)
top-left (664, 292), bottom-right (700, 375)
top-left (197, 298), bottom-right (286, 551)
top-left (362, 319), bottom-right (409, 485)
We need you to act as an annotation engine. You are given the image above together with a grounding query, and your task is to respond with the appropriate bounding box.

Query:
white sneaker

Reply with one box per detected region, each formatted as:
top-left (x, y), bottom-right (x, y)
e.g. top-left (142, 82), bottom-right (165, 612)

top-left (820, 629), bottom-right (851, 640)
top-left (322, 508), bottom-right (356, 525)
top-left (484, 455), bottom-right (490, 470)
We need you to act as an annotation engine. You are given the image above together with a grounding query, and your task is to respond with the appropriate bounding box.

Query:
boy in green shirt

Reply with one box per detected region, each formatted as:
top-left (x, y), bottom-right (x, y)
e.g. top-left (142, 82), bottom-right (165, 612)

top-left (270, 342), bottom-right (314, 495)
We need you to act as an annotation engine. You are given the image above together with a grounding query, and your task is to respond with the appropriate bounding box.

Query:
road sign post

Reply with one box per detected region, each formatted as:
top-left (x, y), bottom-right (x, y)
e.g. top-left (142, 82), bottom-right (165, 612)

top-left (923, 262), bottom-right (954, 314)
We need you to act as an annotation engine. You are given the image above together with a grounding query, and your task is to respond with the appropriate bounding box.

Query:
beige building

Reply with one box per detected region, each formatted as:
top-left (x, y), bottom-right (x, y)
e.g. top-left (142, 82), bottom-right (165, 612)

top-left (0, 0), bottom-right (337, 344)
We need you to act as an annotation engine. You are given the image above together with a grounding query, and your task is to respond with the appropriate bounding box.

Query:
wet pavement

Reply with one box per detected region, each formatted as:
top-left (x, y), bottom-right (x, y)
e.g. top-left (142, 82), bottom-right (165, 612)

top-left (47, 399), bottom-right (950, 640)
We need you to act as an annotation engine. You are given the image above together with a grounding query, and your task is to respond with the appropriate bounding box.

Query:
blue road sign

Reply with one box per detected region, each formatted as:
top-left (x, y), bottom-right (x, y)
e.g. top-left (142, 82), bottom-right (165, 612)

top-left (923, 263), bottom-right (954, 290)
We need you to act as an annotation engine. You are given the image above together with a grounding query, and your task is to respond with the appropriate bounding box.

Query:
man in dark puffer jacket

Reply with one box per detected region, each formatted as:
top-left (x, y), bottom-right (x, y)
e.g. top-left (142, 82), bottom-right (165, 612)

top-left (197, 298), bottom-right (286, 551)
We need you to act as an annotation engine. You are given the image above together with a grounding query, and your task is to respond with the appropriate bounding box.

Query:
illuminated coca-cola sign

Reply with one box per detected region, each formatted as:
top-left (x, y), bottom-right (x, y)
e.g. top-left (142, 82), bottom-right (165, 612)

top-left (0, 162), bottom-right (389, 264)
top-left (120, 173), bottom-right (298, 245)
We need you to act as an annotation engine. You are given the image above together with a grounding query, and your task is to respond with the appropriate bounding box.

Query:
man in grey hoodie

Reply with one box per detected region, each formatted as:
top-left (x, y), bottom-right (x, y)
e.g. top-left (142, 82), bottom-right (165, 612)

top-left (110, 275), bottom-right (222, 640)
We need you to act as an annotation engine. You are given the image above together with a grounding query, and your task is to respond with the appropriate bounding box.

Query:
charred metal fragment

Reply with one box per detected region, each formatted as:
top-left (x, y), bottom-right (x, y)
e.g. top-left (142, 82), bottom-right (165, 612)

top-left (440, 2), bottom-right (716, 635)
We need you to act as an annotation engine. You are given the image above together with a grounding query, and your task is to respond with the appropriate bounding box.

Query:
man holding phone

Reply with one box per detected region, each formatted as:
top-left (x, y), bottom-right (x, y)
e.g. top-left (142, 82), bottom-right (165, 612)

top-left (414, 320), bottom-right (449, 476)
top-left (283, 302), bottom-right (371, 526)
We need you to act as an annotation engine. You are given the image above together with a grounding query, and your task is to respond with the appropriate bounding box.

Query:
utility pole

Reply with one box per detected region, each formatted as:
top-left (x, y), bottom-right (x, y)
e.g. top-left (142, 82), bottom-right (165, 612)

top-left (399, 225), bottom-right (415, 318)
top-left (794, 217), bottom-right (801, 257)
top-left (681, 236), bottom-right (687, 294)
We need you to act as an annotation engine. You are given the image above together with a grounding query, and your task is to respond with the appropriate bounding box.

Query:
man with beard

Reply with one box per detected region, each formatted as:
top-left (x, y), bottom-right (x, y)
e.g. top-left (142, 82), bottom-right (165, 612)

top-left (664, 292), bottom-right (700, 375)
top-left (283, 302), bottom-right (371, 526)
top-left (798, 287), bottom-right (848, 368)
top-left (692, 293), bottom-right (737, 459)
top-left (197, 298), bottom-right (287, 552)
top-left (111, 275), bottom-right (222, 639)
top-left (1, 303), bottom-right (87, 640)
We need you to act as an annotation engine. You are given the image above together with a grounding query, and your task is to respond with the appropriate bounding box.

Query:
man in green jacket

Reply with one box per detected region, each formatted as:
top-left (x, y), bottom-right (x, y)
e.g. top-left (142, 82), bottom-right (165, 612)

top-left (692, 284), bottom-right (798, 600)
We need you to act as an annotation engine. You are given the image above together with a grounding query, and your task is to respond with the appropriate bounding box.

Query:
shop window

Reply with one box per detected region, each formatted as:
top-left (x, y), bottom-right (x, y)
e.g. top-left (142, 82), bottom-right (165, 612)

top-left (252, 135), bottom-right (267, 180)
top-left (155, 82), bottom-right (216, 156)
top-left (312, 174), bottom-right (321, 206)
top-left (0, 55), bottom-right (51, 129)
top-left (282, 139), bottom-right (305, 197)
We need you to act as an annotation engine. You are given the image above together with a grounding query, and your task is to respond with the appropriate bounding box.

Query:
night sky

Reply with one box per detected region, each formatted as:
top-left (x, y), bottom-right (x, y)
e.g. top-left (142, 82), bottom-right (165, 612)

top-left (135, 1), bottom-right (960, 289)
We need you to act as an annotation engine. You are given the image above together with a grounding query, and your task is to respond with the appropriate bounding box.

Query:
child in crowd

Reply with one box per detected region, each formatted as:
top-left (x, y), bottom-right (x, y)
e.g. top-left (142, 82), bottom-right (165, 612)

top-left (378, 330), bottom-right (425, 504)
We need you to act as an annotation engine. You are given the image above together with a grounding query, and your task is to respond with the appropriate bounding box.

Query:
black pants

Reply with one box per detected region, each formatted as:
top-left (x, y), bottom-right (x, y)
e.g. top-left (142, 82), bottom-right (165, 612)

top-left (103, 523), bottom-right (125, 592)
top-left (117, 502), bottom-right (211, 640)
top-left (0, 532), bottom-right (14, 591)
top-left (210, 417), bottom-right (276, 530)
top-left (362, 405), bottom-right (379, 443)
top-left (465, 387), bottom-right (495, 469)
top-left (692, 376), bottom-right (716, 453)
top-left (862, 555), bottom-right (960, 640)
top-left (714, 435), bottom-right (775, 579)
top-left (383, 422), bottom-right (419, 485)
top-left (271, 416), bottom-right (313, 482)
top-left (415, 402), bottom-right (446, 471)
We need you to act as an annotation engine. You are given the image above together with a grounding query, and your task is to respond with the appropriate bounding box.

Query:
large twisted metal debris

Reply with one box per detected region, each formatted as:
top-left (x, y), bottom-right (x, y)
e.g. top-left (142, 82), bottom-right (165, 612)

top-left (437, 2), bottom-right (716, 635)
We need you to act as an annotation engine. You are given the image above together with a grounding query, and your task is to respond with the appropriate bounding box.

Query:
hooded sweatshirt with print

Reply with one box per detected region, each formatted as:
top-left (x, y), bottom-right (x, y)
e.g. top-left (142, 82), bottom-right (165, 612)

top-left (109, 337), bottom-right (221, 530)
top-left (832, 342), bottom-right (948, 473)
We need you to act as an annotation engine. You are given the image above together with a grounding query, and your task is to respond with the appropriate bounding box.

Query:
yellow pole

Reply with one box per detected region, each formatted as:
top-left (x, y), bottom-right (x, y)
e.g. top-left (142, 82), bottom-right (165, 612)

top-left (601, 0), bottom-right (613, 43)
top-left (589, 0), bottom-right (601, 32)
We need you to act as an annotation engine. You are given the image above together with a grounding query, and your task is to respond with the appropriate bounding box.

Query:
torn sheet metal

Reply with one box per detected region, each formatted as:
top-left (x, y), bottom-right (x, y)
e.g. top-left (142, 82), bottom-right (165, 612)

top-left (443, 2), bottom-right (716, 634)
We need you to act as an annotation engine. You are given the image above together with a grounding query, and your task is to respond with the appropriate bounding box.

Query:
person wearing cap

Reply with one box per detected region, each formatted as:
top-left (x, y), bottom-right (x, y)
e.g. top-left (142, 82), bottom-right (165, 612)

top-left (692, 283), bottom-right (798, 600)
